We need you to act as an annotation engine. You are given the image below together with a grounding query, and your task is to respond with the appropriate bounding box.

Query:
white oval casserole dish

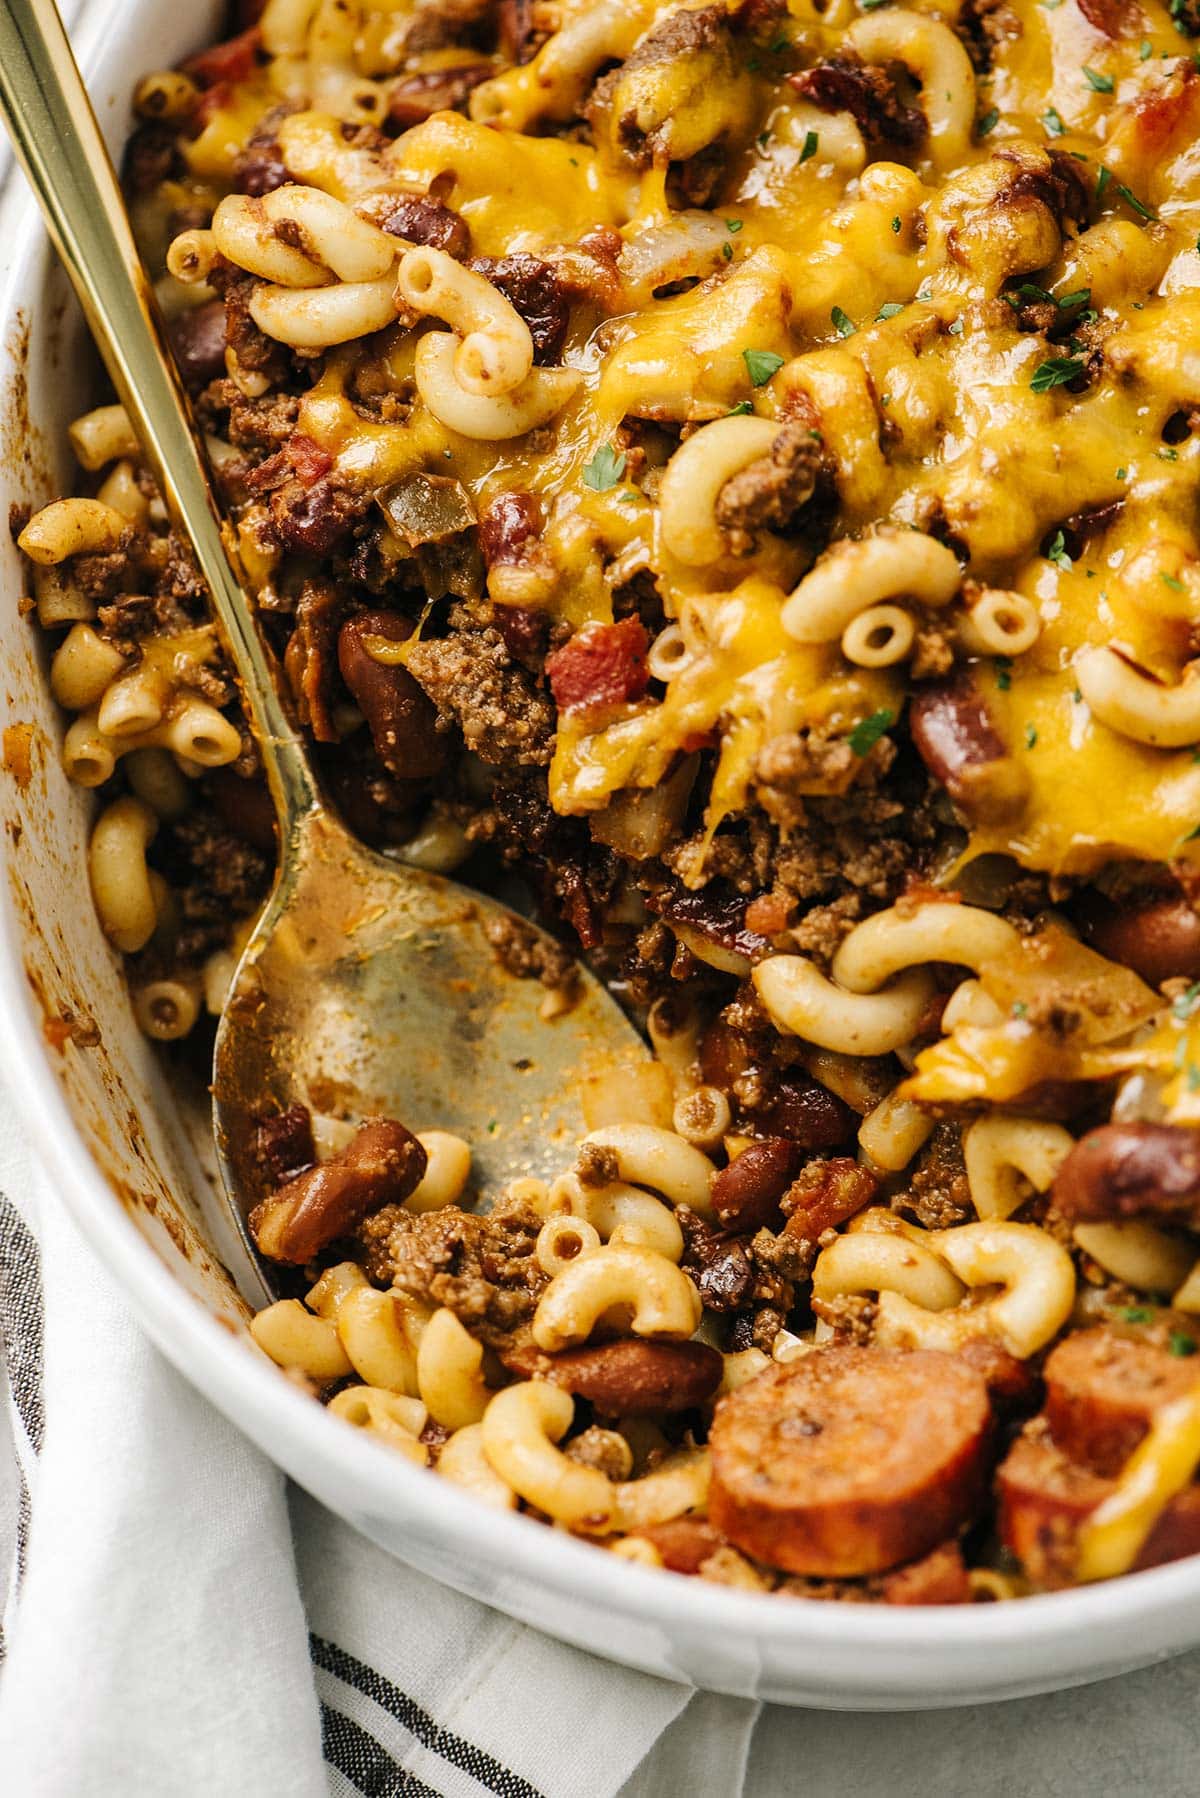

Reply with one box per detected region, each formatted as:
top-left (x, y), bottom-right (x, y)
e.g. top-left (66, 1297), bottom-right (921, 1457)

top-left (3, 0), bottom-right (1200, 1711)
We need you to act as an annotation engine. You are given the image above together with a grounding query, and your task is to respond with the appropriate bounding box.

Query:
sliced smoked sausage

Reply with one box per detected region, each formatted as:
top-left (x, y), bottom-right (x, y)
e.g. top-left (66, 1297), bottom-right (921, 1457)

top-left (708, 1346), bottom-right (992, 1577)
top-left (1052, 1122), bottom-right (1200, 1225)
top-left (1043, 1327), bottom-right (1200, 1476)
top-left (909, 673), bottom-right (1028, 821)
top-left (997, 1426), bottom-right (1200, 1587)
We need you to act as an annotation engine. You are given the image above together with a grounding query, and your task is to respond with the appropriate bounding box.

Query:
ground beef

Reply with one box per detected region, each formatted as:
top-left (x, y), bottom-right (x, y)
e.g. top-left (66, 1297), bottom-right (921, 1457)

top-left (714, 421), bottom-right (824, 556)
top-left (405, 620), bottom-right (555, 765)
top-left (155, 809), bottom-right (271, 963)
top-left (226, 391), bottom-right (301, 452)
top-left (789, 53), bottom-right (926, 153)
top-left (564, 1427), bottom-right (630, 1479)
top-left (954, 0), bottom-right (1022, 72)
top-left (357, 1200), bottom-right (547, 1347)
top-left (283, 579), bottom-right (343, 741)
top-left (678, 1208), bottom-right (793, 1345)
top-left (483, 913), bottom-right (579, 990)
top-left (893, 1123), bottom-right (973, 1230)
top-left (213, 267), bottom-right (292, 386)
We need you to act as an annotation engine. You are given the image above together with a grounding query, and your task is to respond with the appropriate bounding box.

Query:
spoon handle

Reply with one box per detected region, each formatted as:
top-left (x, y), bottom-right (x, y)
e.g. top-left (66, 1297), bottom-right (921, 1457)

top-left (0, 0), bottom-right (319, 836)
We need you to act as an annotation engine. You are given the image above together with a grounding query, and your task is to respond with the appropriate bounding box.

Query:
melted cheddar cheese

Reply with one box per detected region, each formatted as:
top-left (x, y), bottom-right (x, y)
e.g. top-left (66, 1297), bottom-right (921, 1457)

top-left (181, 0), bottom-right (1200, 878)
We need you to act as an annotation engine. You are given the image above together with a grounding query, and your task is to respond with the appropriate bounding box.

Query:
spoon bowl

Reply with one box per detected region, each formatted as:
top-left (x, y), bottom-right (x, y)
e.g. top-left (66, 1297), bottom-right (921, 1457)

top-left (214, 806), bottom-right (649, 1291)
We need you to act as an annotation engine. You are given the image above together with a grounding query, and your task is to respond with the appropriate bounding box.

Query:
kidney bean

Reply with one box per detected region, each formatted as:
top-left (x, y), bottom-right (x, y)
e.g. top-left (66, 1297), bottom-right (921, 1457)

top-left (479, 491), bottom-right (543, 568)
top-left (1052, 1122), bottom-right (1200, 1225)
top-left (540, 1339), bottom-right (722, 1415)
top-left (1083, 892), bottom-right (1200, 986)
top-left (642, 1518), bottom-right (727, 1573)
top-left (250, 1118), bottom-right (426, 1264)
top-left (470, 254), bottom-right (572, 364)
top-left (387, 64), bottom-right (493, 130)
top-left (712, 1139), bottom-right (804, 1231)
top-left (910, 673), bottom-right (1029, 821)
top-left (337, 611), bottom-right (447, 781)
top-left (207, 767), bottom-right (278, 855)
top-left (378, 193), bottom-right (470, 259)
top-left (168, 299), bottom-right (228, 392)
top-left (756, 1078), bottom-right (856, 1147)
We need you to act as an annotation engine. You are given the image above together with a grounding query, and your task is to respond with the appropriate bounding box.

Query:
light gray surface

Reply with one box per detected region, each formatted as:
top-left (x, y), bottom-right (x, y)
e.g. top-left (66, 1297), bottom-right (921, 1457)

top-left (613, 1644), bottom-right (1200, 1796)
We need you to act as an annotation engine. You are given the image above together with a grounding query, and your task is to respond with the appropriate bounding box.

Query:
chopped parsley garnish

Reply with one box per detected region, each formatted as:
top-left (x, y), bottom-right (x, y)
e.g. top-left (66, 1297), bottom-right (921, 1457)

top-left (1043, 106), bottom-right (1066, 135)
top-left (831, 305), bottom-right (856, 337)
top-left (743, 348), bottom-right (785, 386)
top-left (1116, 181), bottom-right (1156, 220)
top-left (1172, 980), bottom-right (1200, 1020)
top-left (800, 129), bottom-right (819, 163)
top-left (860, 0), bottom-right (891, 11)
top-left (1031, 356), bottom-right (1086, 392)
top-left (582, 444), bottom-right (626, 492)
top-left (948, 317), bottom-right (964, 335)
top-left (916, 280), bottom-right (933, 302)
top-left (1160, 446), bottom-right (1180, 461)
top-left (1162, 572), bottom-right (1185, 592)
top-left (1097, 164), bottom-right (1113, 199)
top-left (1046, 529), bottom-right (1073, 570)
top-left (757, 129), bottom-right (771, 149)
top-left (977, 106), bottom-right (1000, 137)
top-left (1122, 1307), bottom-right (1153, 1323)
top-left (1011, 1000), bottom-right (1028, 1018)
top-left (1025, 723), bottom-right (1038, 748)
top-left (848, 709), bottom-right (894, 756)
top-left (1057, 287), bottom-right (1091, 310)
top-left (876, 301), bottom-right (905, 321)
top-left (890, 214), bottom-right (902, 233)
top-left (726, 218), bottom-right (743, 233)
top-left (721, 241), bottom-right (734, 261)
top-left (995, 656), bottom-right (1013, 690)
top-left (1116, 466), bottom-right (1127, 480)
top-left (725, 400), bottom-right (754, 416)
top-left (1170, 1331), bottom-right (1199, 1357)
top-left (1141, 37), bottom-right (1153, 56)
top-left (1183, 819), bottom-right (1200, 842)
top-left (1083, 65), bottom-right (1114, 92)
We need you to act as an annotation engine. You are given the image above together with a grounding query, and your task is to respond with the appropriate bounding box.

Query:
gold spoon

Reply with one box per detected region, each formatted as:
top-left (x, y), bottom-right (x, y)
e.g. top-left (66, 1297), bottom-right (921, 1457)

top-left (0, 0), bottom-right (649, 1300)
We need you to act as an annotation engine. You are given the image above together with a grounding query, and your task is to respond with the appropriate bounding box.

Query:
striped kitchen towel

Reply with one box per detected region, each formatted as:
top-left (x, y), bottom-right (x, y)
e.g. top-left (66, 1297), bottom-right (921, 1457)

top-left (0, 1084), bottom-right (759, 1796)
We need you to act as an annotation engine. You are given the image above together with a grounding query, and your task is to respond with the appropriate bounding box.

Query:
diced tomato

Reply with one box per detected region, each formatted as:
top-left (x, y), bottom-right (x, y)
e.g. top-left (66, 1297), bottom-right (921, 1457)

top-left (286, 434), bottom-right (334, 487)
top-left (183, 25), bottom-right (262, 89)
top-left (1128, 67), bottom-right (1200, 159)
top-left (744, 893), bottom-right (791, 936)
top-left (545, 618), bottom-right (650, 714)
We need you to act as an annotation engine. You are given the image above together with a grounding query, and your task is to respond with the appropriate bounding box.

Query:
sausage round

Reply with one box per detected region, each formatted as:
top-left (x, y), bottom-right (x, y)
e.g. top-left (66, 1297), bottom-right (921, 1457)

top-left (1052, 1123), bottom-right (1200, 1225)
top-left (1043, 1327), bottom-right (1200, 1476)
top-left (708, 1346), bottom-right (992, 1576)
top-left (997, 1427), bottom-right (1200, 1587)
top-left (337, 611), bottom-right (446, 781)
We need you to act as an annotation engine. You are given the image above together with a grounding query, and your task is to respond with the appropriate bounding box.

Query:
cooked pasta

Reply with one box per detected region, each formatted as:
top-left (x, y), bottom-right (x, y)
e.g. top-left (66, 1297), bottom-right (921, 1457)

top-left (26, 0), bottom-right (1200, 1604)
